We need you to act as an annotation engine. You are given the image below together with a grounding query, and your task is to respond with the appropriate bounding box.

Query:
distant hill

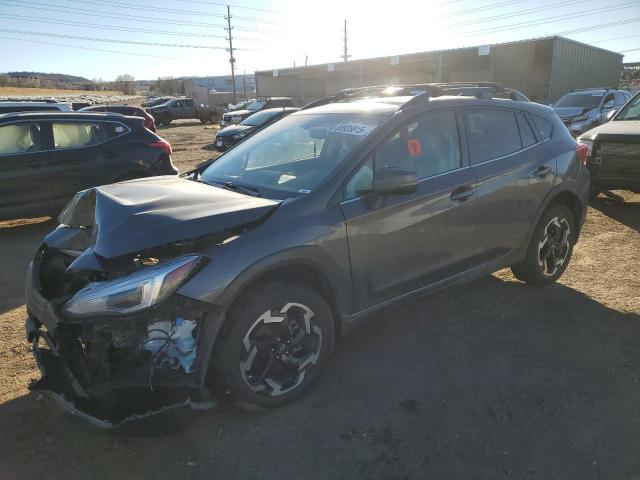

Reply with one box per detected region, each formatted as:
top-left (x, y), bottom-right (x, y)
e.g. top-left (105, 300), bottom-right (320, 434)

top-left (5, 71), bottom-right (92, 83)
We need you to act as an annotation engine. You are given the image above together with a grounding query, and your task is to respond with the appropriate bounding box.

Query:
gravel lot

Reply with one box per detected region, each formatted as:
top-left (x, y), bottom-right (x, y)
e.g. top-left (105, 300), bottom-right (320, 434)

top-left (1, 120), bottom-right (639, 479)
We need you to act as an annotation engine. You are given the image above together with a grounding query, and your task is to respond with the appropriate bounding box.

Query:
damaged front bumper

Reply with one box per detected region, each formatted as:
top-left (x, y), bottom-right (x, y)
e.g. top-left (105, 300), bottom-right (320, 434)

top-left (25, 260), bottom-right (224, 428)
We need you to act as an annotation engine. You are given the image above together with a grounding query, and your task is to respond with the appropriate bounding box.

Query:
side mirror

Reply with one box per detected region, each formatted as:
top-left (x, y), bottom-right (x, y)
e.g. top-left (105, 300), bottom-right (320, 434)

top-left (372, 167), bottom-right (418, 196)
top-left (606, 109), bottom-right (618, 121)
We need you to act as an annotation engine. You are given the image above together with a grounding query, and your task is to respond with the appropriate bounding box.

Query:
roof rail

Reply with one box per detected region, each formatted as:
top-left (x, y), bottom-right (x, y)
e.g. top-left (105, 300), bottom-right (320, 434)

top-left (571, 86), bottom-right (615, 92)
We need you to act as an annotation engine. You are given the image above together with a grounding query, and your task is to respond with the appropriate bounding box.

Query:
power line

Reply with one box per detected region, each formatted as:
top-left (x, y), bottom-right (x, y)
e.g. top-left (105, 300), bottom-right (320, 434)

top-left (591, 33), bottom-right (640, 43)
top-left (554, 16), bottom-right (640, 36)
top-left (64, 0), bottom-right (279, 24)
top-left (0, 34), bottom-right (186, 59)
top-left (448, 0), bottom-right (531, 17)
top-left (175, 0), bottom-right (282, 15)
top-left (460, 2), bottom-right (639, 36)
top-left (0, 0), bottom-right (275, 32)
top-left (619, 47), bottom-right (640, 53)
top-left (449, 0), bottom-right (592, 27)
top-left (0, 13), bottom-right (260, 40)
top-left (0, 27), bottom-right (235, 49)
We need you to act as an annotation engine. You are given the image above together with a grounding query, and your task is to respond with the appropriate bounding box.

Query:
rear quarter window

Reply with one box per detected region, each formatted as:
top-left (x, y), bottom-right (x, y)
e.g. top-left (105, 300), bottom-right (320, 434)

top-left (516, 113), bottom-right (536, 148)
top-left (531, 114), bottom-right (553, 140)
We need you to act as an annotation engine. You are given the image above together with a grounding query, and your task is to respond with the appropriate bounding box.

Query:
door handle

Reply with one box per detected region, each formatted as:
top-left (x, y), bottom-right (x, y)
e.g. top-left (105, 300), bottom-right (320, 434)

top-left (450, 185), bottom-right (475, 202)
top-left (533, 165), bottom-right (552, 178)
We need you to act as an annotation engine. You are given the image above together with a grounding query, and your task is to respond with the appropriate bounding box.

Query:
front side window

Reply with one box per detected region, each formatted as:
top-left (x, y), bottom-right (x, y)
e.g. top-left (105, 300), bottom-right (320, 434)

top-left (465, 109), bottom-right (521, 164)
top-left (52, 122), bottom-right (125, 149)
top-left (201, 113), bottom-right (383, 197)
top-left (345, 110), bottom-right (462, 199)
top-left (614, 93), bottom-right (627, 106)
top-left (0, 122), bottom-right (42, 155)
top-left (614, 93), bottom-right (640, 121)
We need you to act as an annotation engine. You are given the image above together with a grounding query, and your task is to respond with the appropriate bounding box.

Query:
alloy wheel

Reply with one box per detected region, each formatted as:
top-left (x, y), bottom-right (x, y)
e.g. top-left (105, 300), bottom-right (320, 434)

top-left (537, 216), bottom-right (571, 277)
top-left (239, 303), bottom-right (323, 397)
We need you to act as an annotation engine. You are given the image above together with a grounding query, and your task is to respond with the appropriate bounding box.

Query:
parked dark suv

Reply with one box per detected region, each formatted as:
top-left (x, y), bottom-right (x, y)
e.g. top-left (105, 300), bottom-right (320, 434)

top-left (552, 88), bottom-right (632, 136)
top-left (25, 85), bottom-right (590, 426)
top-left (0, 112), bottom-right (177, 221)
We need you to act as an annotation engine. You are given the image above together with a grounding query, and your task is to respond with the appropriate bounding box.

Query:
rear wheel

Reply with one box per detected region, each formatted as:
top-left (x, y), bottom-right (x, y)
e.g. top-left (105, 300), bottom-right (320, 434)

top-left (211, 282), bottom-right (334, 410)
top-left (511, 205), bottom-right (575, 285)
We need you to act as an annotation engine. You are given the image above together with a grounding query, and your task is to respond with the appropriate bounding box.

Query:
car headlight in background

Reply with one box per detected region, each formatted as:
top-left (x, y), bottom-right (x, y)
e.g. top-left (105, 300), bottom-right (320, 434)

top-left (232, 131), bottom-right (248, 140)
top-left (64, 255), bottom-right (202, 317)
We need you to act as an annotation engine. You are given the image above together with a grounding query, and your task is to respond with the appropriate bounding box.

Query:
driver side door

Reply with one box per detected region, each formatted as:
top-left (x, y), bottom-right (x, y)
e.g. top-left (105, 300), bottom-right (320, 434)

top-left (339, 109), bottom-right (479, 310)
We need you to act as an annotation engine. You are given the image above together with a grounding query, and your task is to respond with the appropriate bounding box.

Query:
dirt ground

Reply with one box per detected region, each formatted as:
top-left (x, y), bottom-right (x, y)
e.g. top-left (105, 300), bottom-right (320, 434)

top-left (0, 122), bottom-right (639, 479)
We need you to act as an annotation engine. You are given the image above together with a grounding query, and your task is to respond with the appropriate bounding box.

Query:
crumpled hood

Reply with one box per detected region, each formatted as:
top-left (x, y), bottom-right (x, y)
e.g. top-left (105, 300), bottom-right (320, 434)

top-left (59, 176), bottom-right (279, 260)
top-left (553, 106), bottom-right (591, 120)
top-left (216, 124), bottom-right (253, 138)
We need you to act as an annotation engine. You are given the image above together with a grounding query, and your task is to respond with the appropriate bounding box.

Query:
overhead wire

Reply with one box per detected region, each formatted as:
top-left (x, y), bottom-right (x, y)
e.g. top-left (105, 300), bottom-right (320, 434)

top-left (0, 27), bottom-right (237, 49)
top-left (0, 34), bottom-right (187, 59)
top-left (0, 13), bottom-right (258, 40)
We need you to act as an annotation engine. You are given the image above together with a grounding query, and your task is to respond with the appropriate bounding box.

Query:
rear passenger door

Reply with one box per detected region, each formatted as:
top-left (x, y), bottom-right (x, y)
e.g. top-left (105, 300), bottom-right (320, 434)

top-left (48, 120), bottom-right (128, 209)
top-left (0, 121), bottom-right (55, 219)
top-left (463, 108), bottom-right (556, 263)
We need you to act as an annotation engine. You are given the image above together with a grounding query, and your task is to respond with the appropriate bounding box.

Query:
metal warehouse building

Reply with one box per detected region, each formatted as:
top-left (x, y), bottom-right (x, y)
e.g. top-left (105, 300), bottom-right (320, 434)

top-left (255, 36), bottom-right (622, 105)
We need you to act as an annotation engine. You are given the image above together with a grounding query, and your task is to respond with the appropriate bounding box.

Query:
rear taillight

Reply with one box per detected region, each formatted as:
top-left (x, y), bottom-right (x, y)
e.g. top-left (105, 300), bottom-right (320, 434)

top-left (149, 140), bottom-right (172, 156)
top-left (575, 143), bottom-right (589, 166)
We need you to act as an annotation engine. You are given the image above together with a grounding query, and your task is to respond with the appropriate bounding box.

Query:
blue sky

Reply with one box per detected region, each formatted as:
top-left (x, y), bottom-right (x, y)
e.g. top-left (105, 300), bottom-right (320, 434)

top-left (0, 0), bottom-right (638, 81)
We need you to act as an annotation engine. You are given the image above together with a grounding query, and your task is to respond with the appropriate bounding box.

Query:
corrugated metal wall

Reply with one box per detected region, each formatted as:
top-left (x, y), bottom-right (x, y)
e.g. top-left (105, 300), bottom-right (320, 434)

top-left (548, 37), bottom-right (623, 102)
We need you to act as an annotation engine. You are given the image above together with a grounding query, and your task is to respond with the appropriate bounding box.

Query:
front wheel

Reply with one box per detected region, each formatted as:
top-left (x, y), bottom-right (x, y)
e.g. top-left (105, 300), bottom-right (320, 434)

top-left (511, 205), bottom-right (575, 285)
top-left (211, 282), bottom-right (335, 410)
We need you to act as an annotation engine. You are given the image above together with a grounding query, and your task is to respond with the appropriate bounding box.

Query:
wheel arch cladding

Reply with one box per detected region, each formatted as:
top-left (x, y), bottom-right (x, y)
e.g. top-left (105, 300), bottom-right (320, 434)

top-left (549, 190), bottom-right (584, 237)
top-left (225, 263), bottom-right (344, 340)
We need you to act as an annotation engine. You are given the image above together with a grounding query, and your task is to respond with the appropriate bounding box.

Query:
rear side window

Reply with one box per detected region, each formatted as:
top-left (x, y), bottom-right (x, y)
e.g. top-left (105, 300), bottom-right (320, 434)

top-left (52, 121), bottom-right (126, 149)
top-left (516, 113), bottom-right (536, 148)
top-left (531, 114), bottom-right (553, 140)
top-left (0, 122), bottom-right (42, 155)
top-left (464, 109), bottom-right (521, 164)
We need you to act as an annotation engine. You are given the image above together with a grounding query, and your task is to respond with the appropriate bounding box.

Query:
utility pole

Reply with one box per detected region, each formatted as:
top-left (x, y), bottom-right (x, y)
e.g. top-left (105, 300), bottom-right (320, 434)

top-left (341, 19), bottom-right (350, 62)
top-left (243, 69), bottom-right (247, 100)
top-left (225, 5), bottom-right (237, 103)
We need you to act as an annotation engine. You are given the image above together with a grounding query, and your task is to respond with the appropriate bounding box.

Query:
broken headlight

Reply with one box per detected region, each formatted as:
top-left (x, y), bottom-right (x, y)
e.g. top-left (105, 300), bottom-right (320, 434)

top-left (63, 255), bottom-right (202, 317)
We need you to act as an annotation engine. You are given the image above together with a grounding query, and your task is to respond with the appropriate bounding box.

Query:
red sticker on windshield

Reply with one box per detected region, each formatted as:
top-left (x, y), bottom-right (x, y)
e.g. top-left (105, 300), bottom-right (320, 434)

top-left (407, 138), bottom-right (423, 156)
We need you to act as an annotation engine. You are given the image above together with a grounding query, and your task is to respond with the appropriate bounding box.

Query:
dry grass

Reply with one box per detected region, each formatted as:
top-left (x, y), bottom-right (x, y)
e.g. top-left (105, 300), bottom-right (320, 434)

top-left (0, 86), bottom-right (123, 97)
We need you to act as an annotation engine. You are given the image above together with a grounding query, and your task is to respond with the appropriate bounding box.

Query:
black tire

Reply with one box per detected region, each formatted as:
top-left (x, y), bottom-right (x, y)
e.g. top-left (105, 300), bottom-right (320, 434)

top-left (511, 204), bottom-right (576, 286)
top-left (211, 281), bottom-right (334, 411)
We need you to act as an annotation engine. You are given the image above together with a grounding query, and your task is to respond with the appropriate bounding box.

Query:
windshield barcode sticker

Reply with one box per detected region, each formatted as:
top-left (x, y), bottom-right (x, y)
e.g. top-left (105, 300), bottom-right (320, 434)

top-left (331, 124), bottom-right (369, 136)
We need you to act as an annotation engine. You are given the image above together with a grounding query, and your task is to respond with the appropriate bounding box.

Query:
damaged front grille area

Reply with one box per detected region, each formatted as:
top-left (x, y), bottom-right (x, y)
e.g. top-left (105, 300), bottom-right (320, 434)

top-left (30, 295), bottom-right (210, 398)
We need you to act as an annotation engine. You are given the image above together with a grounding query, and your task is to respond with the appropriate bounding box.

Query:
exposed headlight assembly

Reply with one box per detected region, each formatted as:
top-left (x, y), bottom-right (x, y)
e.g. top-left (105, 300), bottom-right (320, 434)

top-left (571, 114), bottom-right (589, 123)
top-left (64, 255), bottom-right (202, 317)
top-left (232, 131), bottom-right (248, 140)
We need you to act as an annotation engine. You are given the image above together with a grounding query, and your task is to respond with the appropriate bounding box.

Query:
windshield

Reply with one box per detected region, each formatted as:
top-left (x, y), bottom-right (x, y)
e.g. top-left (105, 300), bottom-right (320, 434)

top-left (201, 113), bottom-right (383, 198)
top-left (614, 93), bottom-right (640, 121)
top-left (555, 93), bottom-right (603, 109)
top-left (240, 109), bottom-right (279, 127)
top-left (247, 100), bottom-right (266, 111)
